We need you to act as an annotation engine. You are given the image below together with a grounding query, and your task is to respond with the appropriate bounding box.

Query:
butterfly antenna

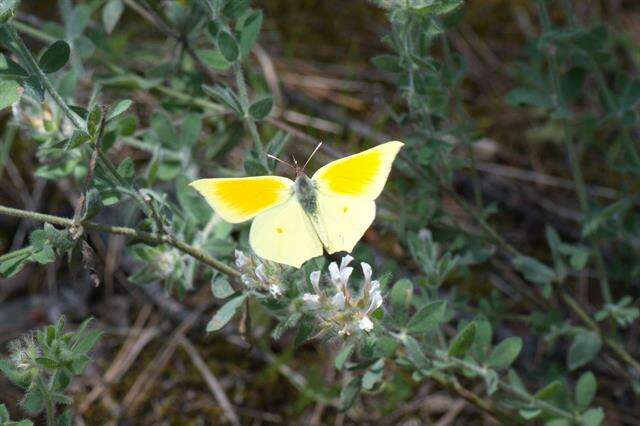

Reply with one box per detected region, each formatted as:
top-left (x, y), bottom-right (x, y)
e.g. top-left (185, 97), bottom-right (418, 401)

top-left (302, 142), bottom-right (323, 172)
top-left (267, 154), bottom-right (296, 170)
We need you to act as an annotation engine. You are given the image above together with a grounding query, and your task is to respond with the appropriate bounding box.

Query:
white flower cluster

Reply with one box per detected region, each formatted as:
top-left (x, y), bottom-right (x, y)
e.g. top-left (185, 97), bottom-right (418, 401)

top-left (301, 255), bottom-right (383, 335)
top-left (235, 250), bottom-right (284, 297)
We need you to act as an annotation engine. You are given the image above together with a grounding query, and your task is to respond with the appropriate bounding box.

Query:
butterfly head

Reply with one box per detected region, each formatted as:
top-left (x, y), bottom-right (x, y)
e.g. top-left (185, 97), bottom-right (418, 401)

top-left (268, 142), bottom-right (323, 179)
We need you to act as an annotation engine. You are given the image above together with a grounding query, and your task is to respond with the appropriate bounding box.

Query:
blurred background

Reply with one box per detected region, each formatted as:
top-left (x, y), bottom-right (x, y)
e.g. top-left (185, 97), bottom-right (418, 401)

top-left (1, 0), bottom-right (640, 424)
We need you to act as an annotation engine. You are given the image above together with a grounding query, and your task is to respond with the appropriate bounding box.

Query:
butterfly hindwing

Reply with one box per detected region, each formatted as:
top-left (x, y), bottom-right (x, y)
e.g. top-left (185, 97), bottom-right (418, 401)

top-left (250, 198), bottom-right (323, 268)
top-left (314, 193), bottom-right (376, 254)
top-left (189, 176), bottom-right (293, 223)
top-left (312, 141), bottom-right (404, 199)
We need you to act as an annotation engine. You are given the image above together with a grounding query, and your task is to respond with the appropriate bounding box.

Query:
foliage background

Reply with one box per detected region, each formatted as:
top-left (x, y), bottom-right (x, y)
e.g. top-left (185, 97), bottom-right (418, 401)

top-left (0, 0), bottom-right (639, 424)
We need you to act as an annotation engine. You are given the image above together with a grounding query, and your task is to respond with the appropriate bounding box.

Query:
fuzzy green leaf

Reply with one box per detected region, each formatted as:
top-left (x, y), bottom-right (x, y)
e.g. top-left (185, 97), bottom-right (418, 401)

top-left (207, 294), bottom-right (247, 332)
top-left (512, 256), bottom-right (556, 285)
top-left (568, 331), bottom-right (601, 371)
top-left (487, 337), bottom-right (522, 369)
top-left (218, 31), bottom-right (239, 62)
top-left (38, 40), bottom-right (71, 74)
top-left (448, 322), bottom-right (476, 358)
top-left (580, 408), bottom-right (604, 426)
top-left (239, 10), bottom-right (263, 55)
top-left (390, 279), bottom-right (413, 313)
top-left (338, 376), bottom-right (361, 412)
top-left (407, 300), bottom-right (447, 333)
top-left (575, 371), bottom-right (597, 410)
top-left (248, 96), bottom-right (273, 120)
top-left (107, 99), bottom-right (132, 121)
top-left (0, 79), bottom-right (21, 110)
top-left (102, 0), bottom-right (124, 34)
top-left (334, 343), bottom-right (355, 370)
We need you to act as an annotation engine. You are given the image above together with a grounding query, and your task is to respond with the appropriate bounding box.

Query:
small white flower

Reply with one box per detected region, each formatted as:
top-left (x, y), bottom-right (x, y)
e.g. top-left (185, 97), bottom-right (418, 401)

top-left (309, 270), bottom-right (322, 294)
top-left (358, 315), bottom-right (374, 332)
top-left (241, 274), bottom-right (253, 286)
top-left (367, 287), bottom-right (383, 314)
top-left (255, 263), bottom-right (268, 283)
top-left (268, 284), bottom-right (283, 297)
top-left (235, 250), bottom-right (250, 269)
top-left (361, 262), bottom-right (372, 285)
top-left (332, 292), bottom-right (346, 310)
top-left (340, 255), bottom-right (354, 270)
top-left (302, 293), bottom-right (320, 305)
top-left (328, 261), bottom-right (341, 285)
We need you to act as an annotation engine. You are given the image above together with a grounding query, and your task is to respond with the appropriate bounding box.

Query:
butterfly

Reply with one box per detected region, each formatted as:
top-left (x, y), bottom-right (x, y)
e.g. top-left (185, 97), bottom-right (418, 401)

top-left (189, 141), bottom-right (404, 268)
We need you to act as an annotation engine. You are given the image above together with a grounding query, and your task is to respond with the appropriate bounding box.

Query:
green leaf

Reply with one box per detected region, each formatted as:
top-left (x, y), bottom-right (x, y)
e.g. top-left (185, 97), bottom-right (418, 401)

top-left (535, 380), bottom-right (562, 400)
top-left (0, 79), bottom-right (22, 110)
top-left (102, 0), bottom-right (124, 34)
top-left (448, 322), bottom-right (476, 358)
top-left (512, 256), bottom-right (556, 285)
top-left (211, 276), bottom-right (235, 299)
top-left (207, 294), bottom-right (247, 332)
top-left (107, 99), bottom-right (132, 121)
top-left (23, 75), bottom-right (44, 102)
top-left (248, 96), bottom-right (273, 120)
top-left (403, 335), bottom-right (430, 370)
top-left (65, 129), bottom-right (91, 150)
top-left (575, 371), bottom-right (597, 410)
top-left (0, 403), bottom-right (9, 422)
top-left (35, 357), bottom-right (58, 369)
top-left (38, 40), bottom-right (71, 74)
top-left (390, 278), bottom-right (413, 313)
top-left (22, 386), bottom-right (44, 415)
top-left (196, 49), bottom-right (232, 71)
top-left (334, 342), bottom-right (355, 370)
top-left (0, 53), bottom-right (28, 77)
top-left (371, 54), bottom-right (402, 73)
top-left (506, 87), bottom-right (552, 108)
top-left (0, 248), bottom-right (32, 278)
top-left (203, 84), bottom-right (243, 115)
top-left (581, 408), bottom-right (604, 426)
top-left (218, 31), bottom-right (239, 63)
top-left (487, 337), bottom-right (522, 369)
top-left (31, 246), bottom-right (55, 264)
top-left (87, 105), bottom-right (103, 136)
top-left (222, 0), bottom-right (250, 19)
top-left (179, 114), bottom-right (202, 147)
top-left (546, 226), bottom-right (566, 281)
top-left (0, 0), bottom-right (20, 23)
top-left (407, 300), bottom-right (447, 333)
top-left (567, 331), bottom-right (601, 371)
top-left (239, 10), bottom-right (263, 55)
top-left (74, 330), bottom-right (102, 354)
top-left (56, 409), bottom-right (73, 426)
top-left (338, 376), bottom-right (361, 411)
top-left (582, 198), bottom-right (631, 237)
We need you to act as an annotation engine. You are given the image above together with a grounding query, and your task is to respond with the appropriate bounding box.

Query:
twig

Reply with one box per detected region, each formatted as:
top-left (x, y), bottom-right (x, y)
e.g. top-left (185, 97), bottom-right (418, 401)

top-left (0, 203), bottom-right (240, 278)
top-left (179, 336), bottom-right (241, 426)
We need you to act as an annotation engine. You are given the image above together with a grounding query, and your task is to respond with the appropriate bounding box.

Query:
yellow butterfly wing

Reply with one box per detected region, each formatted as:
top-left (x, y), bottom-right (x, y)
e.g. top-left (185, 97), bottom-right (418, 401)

top-left (312, 140), bottom-right (404, 199)
top-left (250, 198), bottom-right (323, 268)
top-left (314, 194), bottom-right (376, 254)
top-left (310, 140), bottom-right (403, 253)
top-left (189, 176), bottom-right (293, 223)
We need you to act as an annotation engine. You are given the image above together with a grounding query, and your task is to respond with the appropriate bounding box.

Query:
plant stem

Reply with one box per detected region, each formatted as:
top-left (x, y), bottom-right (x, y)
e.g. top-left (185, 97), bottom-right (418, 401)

top-left (0, 204), bottom-right (241, 278)
top-left (35, 376), bottom-right (55, 426)
top-left (234, 62), bottom-right (268, 168)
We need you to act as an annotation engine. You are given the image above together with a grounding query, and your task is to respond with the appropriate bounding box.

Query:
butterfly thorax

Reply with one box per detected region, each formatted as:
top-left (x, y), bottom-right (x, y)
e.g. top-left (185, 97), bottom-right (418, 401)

top-left (294, 174), bottom-right (318, 216)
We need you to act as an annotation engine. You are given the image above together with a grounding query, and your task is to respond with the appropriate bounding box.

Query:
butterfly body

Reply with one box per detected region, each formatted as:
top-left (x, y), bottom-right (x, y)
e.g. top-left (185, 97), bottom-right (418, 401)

top-left (190, 141), bottom-right (403, 268)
